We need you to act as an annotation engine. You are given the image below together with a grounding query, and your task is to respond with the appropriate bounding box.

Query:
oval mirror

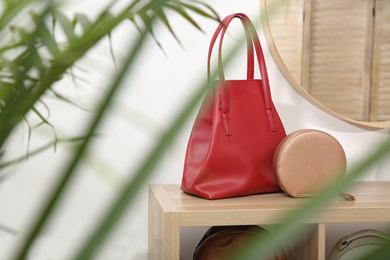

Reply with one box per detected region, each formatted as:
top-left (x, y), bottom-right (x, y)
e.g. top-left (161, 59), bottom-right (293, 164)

top-left (261, 0), bottom-right (390, 128)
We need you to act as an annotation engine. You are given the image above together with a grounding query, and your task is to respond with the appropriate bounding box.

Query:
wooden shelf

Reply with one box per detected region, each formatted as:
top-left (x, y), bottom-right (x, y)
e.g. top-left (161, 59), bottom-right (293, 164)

top-left (148, 181), bottom-right (390, 260)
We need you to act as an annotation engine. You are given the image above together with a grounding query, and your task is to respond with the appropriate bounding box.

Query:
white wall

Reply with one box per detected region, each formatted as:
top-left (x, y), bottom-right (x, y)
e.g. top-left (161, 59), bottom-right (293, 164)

top-left (0, 0), bottom-right (389, 260)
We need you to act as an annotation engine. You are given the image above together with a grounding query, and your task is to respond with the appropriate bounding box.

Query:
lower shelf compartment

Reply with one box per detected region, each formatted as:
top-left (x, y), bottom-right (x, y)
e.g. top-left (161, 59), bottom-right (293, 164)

top-left (180, 222), bottom-right (390, 260)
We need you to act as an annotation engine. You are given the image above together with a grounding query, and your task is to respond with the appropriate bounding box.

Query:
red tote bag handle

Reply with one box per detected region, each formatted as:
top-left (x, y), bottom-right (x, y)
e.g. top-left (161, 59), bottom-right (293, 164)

top-left (207, 16), bottom-right (255, 80)
top-left (207, 13), bottom-right (277, 132)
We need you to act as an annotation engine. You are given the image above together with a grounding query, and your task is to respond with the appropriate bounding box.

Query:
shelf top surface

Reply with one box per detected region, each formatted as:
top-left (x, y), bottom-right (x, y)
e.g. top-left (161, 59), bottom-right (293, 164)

top-left (150, 182), bottom-right (390, 225)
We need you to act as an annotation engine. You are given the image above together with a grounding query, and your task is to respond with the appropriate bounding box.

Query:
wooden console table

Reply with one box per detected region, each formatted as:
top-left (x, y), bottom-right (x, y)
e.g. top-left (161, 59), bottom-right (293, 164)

top-left (148, 181), bottom-right (390, 260)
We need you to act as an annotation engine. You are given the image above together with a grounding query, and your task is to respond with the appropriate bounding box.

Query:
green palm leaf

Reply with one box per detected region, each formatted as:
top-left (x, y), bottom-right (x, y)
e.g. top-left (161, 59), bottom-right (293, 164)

top-left (1, 1), bottom-right (220, 259)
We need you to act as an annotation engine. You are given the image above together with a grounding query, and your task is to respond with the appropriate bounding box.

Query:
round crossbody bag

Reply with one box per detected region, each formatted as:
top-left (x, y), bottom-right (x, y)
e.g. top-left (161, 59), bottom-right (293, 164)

top-left (272, 129), bottom-right (354, 200)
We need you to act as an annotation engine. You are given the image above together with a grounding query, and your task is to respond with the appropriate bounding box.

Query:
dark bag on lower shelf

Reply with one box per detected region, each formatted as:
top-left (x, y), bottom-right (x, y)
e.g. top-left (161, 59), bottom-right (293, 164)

top-left (328, 229), bottom-right (389, 260)
top-left (193, 225), bottom-right (287, 260)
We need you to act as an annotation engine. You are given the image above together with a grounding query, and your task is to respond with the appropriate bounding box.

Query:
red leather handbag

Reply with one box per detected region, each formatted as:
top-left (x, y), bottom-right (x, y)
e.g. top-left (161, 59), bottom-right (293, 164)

top-left (181, 13), bottom-right (286, 199)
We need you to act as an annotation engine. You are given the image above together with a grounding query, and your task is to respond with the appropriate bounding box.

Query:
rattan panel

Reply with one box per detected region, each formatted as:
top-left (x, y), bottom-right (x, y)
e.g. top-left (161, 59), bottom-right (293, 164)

top-left (308, 0), bottom-right (371, 121)
top-left (378, 0), bottom-right (390, 121)
top-left (267, 0), bottom-right (303, 85)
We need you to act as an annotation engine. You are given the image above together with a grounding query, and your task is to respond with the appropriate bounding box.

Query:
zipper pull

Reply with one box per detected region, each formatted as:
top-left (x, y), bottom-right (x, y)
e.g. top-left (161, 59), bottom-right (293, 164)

top-left (339, 191), bottom-right (356, 201)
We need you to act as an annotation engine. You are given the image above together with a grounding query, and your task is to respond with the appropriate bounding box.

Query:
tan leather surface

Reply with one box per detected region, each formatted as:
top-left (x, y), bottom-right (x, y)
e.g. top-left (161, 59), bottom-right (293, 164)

top-left (273, 129), bottom-right (346, 197)
top-left (195, 234), bottom-right (265, 260)
top-left (193, 226), bottom-right (287, 260)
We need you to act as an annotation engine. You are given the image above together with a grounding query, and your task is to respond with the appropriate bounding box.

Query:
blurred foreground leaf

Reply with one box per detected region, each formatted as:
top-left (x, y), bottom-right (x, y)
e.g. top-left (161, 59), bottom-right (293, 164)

top-left (3, 0), bottom-right (220, 259)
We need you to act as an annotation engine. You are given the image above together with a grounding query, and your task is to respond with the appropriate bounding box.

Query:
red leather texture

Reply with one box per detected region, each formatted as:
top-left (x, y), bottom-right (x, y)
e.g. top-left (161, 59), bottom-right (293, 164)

top-left (181, 13), bottom-right (286, 199)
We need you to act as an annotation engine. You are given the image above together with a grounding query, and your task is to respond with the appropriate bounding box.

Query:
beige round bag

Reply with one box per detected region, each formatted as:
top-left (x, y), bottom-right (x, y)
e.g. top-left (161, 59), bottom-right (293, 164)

top-left (272, 129), bottom-right (347, 198)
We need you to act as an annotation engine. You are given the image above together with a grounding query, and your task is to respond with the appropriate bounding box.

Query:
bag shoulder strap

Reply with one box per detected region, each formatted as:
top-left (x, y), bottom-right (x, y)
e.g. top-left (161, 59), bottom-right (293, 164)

top-left (207, 16), bottom-right (254, 80)
top-left (207, 13), bottom-right (277, 132)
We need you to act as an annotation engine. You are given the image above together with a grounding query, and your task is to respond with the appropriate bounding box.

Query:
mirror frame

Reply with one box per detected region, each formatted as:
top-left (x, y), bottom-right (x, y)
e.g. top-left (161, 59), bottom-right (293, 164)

top-left (260, 0), bottom-right (390, 129)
